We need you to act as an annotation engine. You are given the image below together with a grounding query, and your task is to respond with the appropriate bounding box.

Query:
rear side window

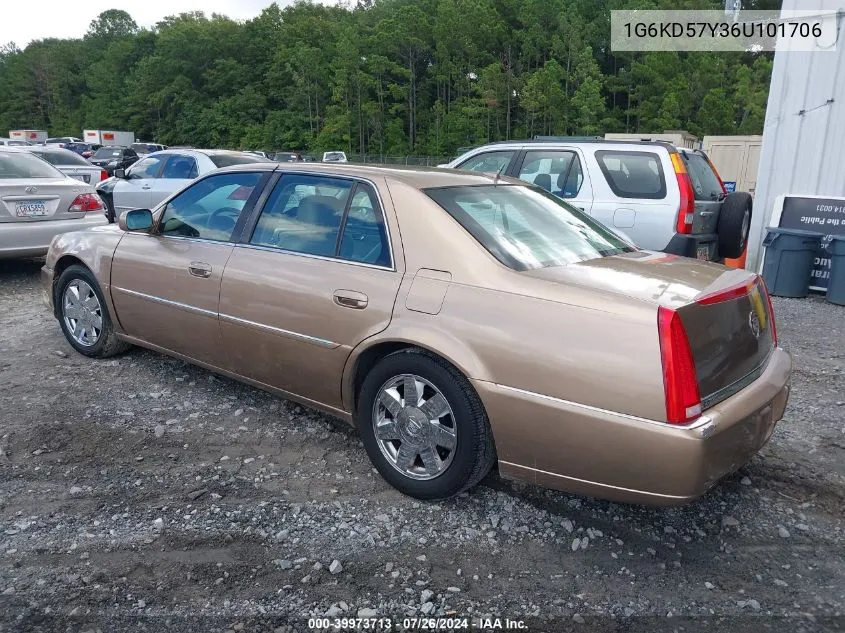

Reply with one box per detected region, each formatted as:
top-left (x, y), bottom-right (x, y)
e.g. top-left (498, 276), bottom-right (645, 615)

top-left (595, 150), bottom-right (666, 199)
top-left (161, 155), bottom-right (198, 179)
top-left (682, 152), bottom-right (724, 201)
top-left (517, 150), bottom-right (583, 199)
top-left (209, 153), bottom-right (266, 168)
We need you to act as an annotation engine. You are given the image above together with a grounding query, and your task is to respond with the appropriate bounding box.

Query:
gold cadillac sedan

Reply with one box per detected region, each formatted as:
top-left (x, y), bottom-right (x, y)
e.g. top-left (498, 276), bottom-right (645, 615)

top-left (41, 163), bottom-right (791, 504)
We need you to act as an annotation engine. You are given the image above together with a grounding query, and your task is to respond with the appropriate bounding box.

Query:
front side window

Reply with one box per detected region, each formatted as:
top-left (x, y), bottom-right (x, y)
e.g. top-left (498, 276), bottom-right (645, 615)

top-left (596, 150), bottom-right (666, 199)
top-left (250, 174), bottom-right (352, 257)
top-left (425, 184), bottom-right (635, 271)
top-left (159, 172), bottom-right (262, 241)
top-left (518, 150), bottom-right (583, 198)
top-left (161, 154), bottom-right (198, 179)
top-left (126, 156), bottom-right (166, 180)
top-left (0, 152), bottom-right (63, 178)
top-left (457, 151), bottom-right (514, 174)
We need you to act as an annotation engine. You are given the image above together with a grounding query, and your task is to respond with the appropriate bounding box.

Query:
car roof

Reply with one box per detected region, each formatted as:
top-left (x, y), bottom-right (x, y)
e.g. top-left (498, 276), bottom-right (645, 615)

top-left (218, 161), bottom-right (523, 189)
top-left (468, 138), bottom-right (676, 150)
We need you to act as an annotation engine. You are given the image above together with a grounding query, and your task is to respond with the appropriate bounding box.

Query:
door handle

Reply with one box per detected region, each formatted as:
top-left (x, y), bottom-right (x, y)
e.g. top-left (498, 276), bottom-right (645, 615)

top-left (333, 290), bottom-right (368, 309)
top-left (188, 262), bottom-right (212, 278)
top-left (142, 185), bottom-right (152, 190)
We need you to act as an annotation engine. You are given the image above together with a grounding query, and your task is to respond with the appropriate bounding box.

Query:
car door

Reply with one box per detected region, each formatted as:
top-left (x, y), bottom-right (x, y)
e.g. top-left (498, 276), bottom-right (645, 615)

top-left (147, 153), bottom-right (200, 209)
top-left (512, 148), bottom-right (593, 213)
top-left (218, 173), bottom-right (403, 411)
top-left (111, 154), bottom-right (168, 213)
top-left (109, 170), bottom-right (268, 366)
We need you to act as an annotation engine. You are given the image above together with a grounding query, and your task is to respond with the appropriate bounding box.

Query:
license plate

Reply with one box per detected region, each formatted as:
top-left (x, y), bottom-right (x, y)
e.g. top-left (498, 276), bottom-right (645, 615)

top-left (15, 201), bottom-right (47, 217)
top-left (696, 245), bottom-right (711, 260)
top-left (71, 174), bottom-right (90, 183)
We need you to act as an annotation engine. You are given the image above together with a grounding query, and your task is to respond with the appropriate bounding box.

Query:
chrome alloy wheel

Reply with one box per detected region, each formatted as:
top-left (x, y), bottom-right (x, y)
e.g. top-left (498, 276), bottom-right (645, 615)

top-left (372, 374), bottom-right (457, 480)
top-left (62, 280), bottom-right (103, 347)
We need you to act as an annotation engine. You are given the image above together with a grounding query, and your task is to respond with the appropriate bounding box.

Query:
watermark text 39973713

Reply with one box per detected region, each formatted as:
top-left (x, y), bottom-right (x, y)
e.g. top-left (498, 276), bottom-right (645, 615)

top-left (611, 10), bottom-right (839, 52)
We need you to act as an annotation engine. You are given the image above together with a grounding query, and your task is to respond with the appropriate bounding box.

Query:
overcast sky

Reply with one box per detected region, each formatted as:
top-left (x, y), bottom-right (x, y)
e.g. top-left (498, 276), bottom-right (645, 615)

top-left (2, 0), bottom-right (333, 48)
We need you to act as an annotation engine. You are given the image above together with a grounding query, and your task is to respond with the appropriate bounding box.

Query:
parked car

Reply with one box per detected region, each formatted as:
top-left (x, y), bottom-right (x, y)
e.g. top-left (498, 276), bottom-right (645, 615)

top-left (88, 146), bottom-right (140, 176)
top-left (64, 142), bottom-right (101, 159)
top-left (446, 140), bottom-right (752, 262)
top-left (0, 138), bottom-right (32, 147)
top-left (45, 137), bottom-right (83, 148)
top-left (96, 149), bottom-right (267, 222)
top-left (23, 146), bottom-right (107, 184)
top-left (42, 163), bottom-right (790, 504)
top-left (244, 151), bottom-right (272, 159)
top-left (131, 142), bottom-right (167, 155)
top-left (322, 151), bottom-right (348, 163)
top-left (272, 151), bottom-right (303, 162)
top-left (0, 147), bottom-right (107, 259)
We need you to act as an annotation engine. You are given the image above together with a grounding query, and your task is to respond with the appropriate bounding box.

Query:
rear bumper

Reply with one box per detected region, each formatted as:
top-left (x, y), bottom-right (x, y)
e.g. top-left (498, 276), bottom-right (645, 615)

top-left (664, 232), bottom-right (719, 261)
top-left (475, 347), bottom-right (791, 505)
top-left (0, 215), bottom-right (108, 259)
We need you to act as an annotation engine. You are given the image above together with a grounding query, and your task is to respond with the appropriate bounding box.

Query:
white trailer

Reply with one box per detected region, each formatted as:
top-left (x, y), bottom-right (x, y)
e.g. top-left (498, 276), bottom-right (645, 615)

top-left (9, 130), bottom-right (47, 144)
top-left (83, 130), bottom-right (135, 147)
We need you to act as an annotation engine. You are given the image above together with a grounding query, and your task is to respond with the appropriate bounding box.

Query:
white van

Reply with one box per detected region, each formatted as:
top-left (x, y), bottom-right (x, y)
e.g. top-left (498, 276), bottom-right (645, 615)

top-left (446, 139), bottom-right (752, 262)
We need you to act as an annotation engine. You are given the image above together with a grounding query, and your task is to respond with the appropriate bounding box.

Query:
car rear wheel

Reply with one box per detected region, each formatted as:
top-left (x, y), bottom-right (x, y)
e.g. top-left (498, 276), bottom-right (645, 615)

top-left (56, 265), bottom-right (130, 358)
top-left (717, 192), bottom-right (752, 259)
top-left (357, 349), bottom-right (496, 500)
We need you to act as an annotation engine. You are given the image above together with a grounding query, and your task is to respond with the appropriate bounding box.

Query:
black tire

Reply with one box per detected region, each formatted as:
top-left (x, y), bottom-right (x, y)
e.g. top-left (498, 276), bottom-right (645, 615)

top-left (55, 264), bottom-right (130, 358)
top-left (357, 349), bottom-right (496, 500)
top-left (717, 192), bottom-right (752, 259)
top-left (102, 193), bottom-right (116, 223)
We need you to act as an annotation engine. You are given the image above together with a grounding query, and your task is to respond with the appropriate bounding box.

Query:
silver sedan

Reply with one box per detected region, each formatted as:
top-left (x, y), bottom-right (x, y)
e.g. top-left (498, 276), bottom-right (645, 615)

top-left (0, 148), bottom-right (108, 259)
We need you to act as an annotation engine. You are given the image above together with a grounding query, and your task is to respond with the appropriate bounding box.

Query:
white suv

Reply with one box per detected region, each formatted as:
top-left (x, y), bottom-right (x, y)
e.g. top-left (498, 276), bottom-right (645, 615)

top-left (446, 140), bottom-right (751, 261)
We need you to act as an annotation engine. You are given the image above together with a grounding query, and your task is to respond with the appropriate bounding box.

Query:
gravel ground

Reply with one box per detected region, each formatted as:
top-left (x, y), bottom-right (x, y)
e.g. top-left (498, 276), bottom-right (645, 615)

top-left (0, 258), bottom-right (843, 633)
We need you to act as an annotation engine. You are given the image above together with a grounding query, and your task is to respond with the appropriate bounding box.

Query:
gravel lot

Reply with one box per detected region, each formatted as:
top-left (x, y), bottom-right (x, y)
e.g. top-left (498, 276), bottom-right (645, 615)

top-left (0, 258), bottom-right (843, 633)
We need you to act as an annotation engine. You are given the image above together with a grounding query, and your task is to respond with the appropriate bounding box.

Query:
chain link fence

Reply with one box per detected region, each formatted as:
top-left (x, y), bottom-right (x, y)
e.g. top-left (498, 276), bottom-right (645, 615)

top-left (345, 154), bottom-right (453, 166)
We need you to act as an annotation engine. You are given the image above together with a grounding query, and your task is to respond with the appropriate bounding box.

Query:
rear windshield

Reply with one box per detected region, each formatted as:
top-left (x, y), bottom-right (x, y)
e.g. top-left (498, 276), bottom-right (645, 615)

top-left (94, 148), bottom-right (123, 158)
top-left (0, 152), bottom-right (63, 178)
top-left (425, 184), bottom-right (635, 271)
top-left (324, 152), bottom-right (346, 161)
top-left (31, 149), bottom-right (91, 166)
top-left (209, 153), bottom-right (266, 168)
top-left (682, 152), bottom-right (725, 201)
top-left (595, 150), bottom-right (666, 199)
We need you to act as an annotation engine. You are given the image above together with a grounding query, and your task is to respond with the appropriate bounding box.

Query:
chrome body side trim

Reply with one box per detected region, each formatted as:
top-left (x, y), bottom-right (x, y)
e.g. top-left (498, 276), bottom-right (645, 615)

top-left (111, 286), bottom-right (217, 318)
top-left (218, 312), bottom-right (340, 349)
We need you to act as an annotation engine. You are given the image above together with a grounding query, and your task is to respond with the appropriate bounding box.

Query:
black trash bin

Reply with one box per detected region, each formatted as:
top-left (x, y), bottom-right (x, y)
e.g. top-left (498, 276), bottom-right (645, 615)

top-left (826, 235), bottom-right (845, 306)
top-left (761, 227), bottom-right (823, 298)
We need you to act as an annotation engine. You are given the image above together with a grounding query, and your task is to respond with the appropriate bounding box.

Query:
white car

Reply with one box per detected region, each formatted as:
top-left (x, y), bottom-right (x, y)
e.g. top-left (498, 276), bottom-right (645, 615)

top-left (0, 138), bottom-right (32, 147)
top-left (322, 151), bottom-right (348, 163)
top-left (24, 146), bottom-right (106, 185)
top-left (0, 147), bottom-right (107, 259)
top-left (446, 140), bottom-right (752, 262)
top-left (96, 149), bottom-right (267, 222)
top-left (45, 137), bottom-right (83, 148)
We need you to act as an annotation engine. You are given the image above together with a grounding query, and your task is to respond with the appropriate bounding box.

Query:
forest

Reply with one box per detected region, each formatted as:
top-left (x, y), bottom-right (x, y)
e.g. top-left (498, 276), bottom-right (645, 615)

top-left (0, 0), bottom-right (778, 157)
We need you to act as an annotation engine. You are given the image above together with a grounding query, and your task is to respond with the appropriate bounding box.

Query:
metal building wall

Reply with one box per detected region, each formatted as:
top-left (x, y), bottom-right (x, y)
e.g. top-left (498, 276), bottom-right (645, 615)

top-left (746, 1), bottom-right (845, 270)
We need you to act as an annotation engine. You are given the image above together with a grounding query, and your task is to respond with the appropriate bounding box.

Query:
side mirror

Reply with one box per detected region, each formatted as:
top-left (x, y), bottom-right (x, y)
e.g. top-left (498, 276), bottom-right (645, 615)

top-left (114, 168), bottom-right (126, 179)
top-left (119, 208), bottom-right (153, 232)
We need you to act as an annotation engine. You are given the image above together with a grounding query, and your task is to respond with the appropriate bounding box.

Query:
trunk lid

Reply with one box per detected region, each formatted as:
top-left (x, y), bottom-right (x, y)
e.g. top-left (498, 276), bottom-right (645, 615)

top-left (0, 178), bottom-right (86, 223)
top-left (523, 251), bottom-right (776, 408)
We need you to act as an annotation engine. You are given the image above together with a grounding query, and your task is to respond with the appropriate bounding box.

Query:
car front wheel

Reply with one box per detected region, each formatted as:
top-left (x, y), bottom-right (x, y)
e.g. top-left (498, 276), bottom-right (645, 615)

top-left (357, 349), bottom-right (496, 500)
top-left (56, 265), bottom-right (130, 358)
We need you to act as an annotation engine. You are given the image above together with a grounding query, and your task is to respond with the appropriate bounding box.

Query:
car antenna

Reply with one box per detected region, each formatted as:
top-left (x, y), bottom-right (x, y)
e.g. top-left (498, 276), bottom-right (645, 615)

top-left (493, 163), bottom-right (506, 184)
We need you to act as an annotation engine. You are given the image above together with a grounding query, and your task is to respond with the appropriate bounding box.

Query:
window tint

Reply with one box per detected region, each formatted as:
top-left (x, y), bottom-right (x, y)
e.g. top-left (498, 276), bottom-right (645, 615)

top-left (250, 174), bottom-right (352, 257)
top-left (425, 184), bottom-right (634, 271)
top-left (161, 154), bottom-right (198, 179)
top-left (457, 151), bottom-right (514, 174)
top-left (0, 152), bottom-right (63, 179)
top-left (208, 153), bottom-right (266, 168)
top-left (518, 150), bottom-right (583, 198)
top-left (126, 156), bottom-right (165, 179)
top-left (159, 172), bottom-right (261, 242)
top-left (339, 184), bottom-right (391, 266)
top-left (595, 150), bottom-right (666, 199)
top-left (93, 148), bottom-right (123, 159)
top-left (31, 149), bottom-right (90, 166)
top-left (682, 152), bottom-right (724, 201)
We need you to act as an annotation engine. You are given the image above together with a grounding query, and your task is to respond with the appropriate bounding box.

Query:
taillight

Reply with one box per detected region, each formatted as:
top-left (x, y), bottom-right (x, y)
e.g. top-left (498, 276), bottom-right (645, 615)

top-left (99, 170), bottom-right (108, 181)
top-left (760, 278), bottom-right (778, 345)
top-left (69, 193), bottom-right (104, 213)
top-left (670, 153), bottom-right (695, 235)
top-left (695, 278), bottom-right (755, 305)
top-left (657, 306), bottom-right (702, 424)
